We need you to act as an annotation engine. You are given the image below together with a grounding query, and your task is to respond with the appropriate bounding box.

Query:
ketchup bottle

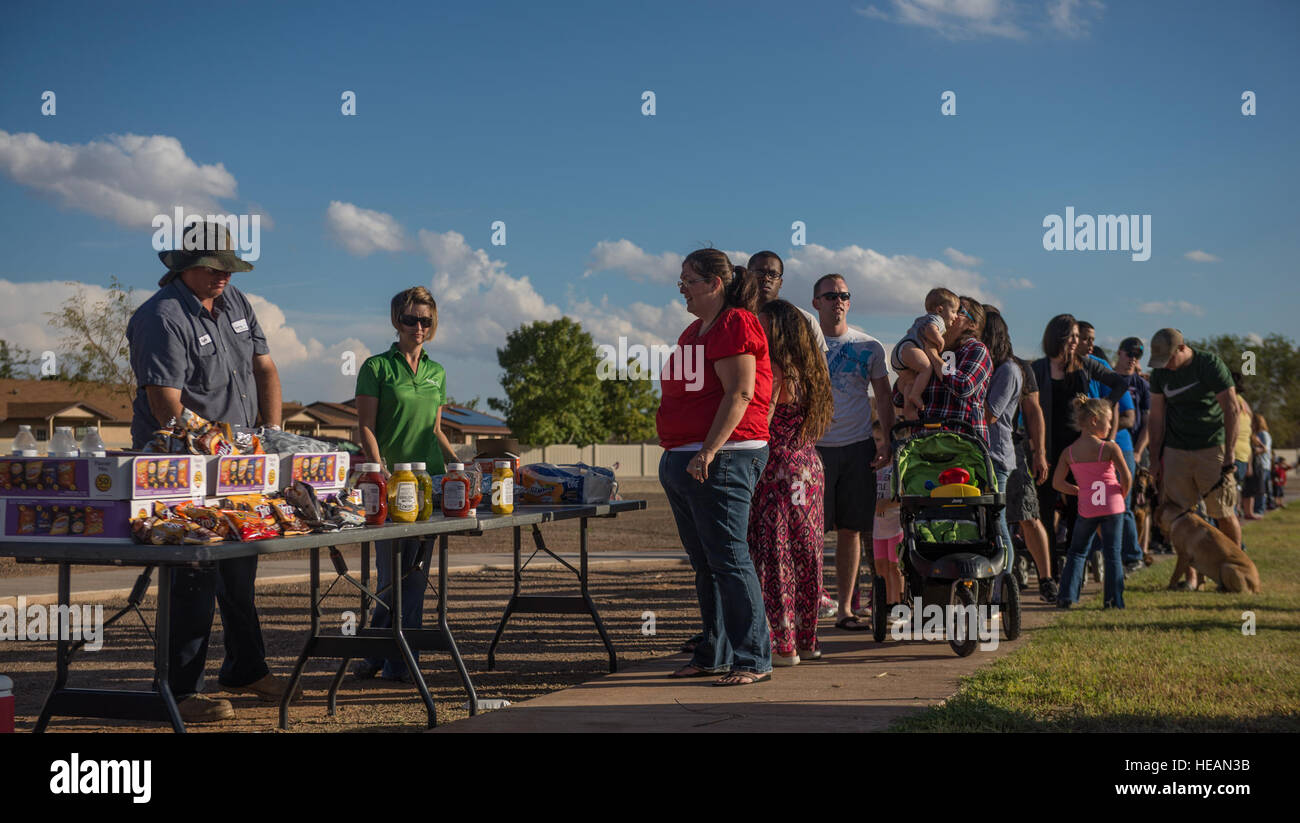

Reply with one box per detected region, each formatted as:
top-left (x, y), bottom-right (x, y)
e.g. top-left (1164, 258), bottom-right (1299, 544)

top-left (356, 462), bottom-right (388, 525)
top-left (441, 463), bottom-right (472, 518)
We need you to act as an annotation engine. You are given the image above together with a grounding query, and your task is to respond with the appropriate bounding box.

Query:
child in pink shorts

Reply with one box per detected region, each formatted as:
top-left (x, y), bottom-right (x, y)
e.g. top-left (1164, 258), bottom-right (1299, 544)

top-left (872, 422), bottom-right (904, 610)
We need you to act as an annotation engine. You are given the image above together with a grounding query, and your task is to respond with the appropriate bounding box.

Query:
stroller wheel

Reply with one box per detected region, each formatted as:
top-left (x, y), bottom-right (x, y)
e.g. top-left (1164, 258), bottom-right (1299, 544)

top-left (949, 583), bottom-right (978, 657)
top-left (871, 576), bottom-right (887, 642)
top-left (1000, 573), bottom-right (1022, 641)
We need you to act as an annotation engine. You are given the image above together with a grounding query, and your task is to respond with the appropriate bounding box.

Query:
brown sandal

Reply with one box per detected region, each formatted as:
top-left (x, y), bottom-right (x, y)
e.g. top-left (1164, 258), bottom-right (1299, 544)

top-left (712, 671), bottom-right (771, 686)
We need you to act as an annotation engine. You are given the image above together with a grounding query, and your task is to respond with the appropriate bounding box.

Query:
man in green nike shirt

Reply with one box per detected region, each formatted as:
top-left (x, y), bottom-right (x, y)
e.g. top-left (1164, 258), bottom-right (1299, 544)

top-left (1147, 328), bottom-right (1241, 557)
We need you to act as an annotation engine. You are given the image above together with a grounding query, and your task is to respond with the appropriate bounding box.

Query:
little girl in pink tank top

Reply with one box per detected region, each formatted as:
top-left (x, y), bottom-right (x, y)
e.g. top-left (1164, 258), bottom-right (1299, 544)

top-left (1052, 395), bottom-right (1133, 608)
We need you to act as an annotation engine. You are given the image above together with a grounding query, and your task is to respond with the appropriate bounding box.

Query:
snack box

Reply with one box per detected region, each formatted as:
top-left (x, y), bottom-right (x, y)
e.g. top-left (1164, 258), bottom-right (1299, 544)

top-left (0, 455), bottom-right (205, 500)
top-left (285, 451), bottom-right (349, 493)
top-left (0, 495), bottom-right (202, 543)
top-left (516, 463), bottom-right (618, 505)
top-left (211, 453), bottom-right (280, 497)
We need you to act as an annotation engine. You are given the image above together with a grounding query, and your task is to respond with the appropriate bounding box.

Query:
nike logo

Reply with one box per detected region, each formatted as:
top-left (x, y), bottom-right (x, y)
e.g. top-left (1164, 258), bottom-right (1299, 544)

top-left (1163, 381), bottom-right (1199, 398)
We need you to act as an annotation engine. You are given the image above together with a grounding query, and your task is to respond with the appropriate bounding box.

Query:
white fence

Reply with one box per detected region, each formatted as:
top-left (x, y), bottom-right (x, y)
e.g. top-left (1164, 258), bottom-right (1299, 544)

top-left (513, 444), bottom-right (665, 477)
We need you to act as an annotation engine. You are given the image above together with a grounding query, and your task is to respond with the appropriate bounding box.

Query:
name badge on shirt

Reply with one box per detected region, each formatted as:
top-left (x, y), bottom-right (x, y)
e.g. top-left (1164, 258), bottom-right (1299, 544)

top-left (198, 333), bottom-right (213, 346)
top-left (231, 318), bottom-right (250, 333)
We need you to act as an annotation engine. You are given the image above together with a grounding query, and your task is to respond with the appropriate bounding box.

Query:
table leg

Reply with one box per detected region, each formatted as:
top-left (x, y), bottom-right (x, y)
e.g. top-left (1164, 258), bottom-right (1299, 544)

top-left (280, 547), bottom-right (320, 730)
top-left (327, 541), bottom-right (371, 714)
top-left (438, 535), bottom-right (478, 714)
top-left (33, 562), bottom-right (71, 732)
top-left (390, 540), bottom-right (437, 728)
top-left (155, 567), bottom-right (184, 733)
top-left (486, 526), bottom-right (523, 671)
top-left (580, 516), bottom-right (618, 673)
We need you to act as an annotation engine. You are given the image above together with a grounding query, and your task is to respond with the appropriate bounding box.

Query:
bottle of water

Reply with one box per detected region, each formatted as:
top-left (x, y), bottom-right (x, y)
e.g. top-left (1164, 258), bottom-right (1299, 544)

top-left (80, 427), bottom-right (107, 457)
top-left (11, 425), bottom-right (38, 456)
top-left (48, 426), bottom-right (79, 457)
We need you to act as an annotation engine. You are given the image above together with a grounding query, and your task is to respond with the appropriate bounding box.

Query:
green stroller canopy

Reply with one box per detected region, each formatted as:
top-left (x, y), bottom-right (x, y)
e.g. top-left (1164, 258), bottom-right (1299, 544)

top-left (895, 432), bottom-right (995, 497)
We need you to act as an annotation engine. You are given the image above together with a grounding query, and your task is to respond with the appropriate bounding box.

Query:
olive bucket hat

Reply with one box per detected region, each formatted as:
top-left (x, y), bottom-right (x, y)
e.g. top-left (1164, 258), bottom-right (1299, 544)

top-left (158, 220), bottom-right (254, 286)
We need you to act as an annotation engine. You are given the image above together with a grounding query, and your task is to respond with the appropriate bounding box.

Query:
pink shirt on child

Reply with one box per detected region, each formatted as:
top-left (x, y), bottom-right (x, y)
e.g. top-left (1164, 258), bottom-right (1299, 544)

top-left (1070, 441), bottom-right (1126, 518)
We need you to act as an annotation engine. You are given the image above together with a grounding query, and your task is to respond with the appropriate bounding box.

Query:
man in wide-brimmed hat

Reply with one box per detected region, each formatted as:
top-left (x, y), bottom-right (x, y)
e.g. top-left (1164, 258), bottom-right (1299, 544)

top-left (127, 220), bottom-right (291, 723)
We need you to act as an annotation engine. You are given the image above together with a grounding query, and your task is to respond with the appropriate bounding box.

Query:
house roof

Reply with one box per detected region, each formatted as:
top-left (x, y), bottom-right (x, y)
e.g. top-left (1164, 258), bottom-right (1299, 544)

top-left (0, 379), bottom-right (133, 424)
top-left (441, 406), bottom-right (510, 434)
top-left (303, 401), bottom-right (359, 427)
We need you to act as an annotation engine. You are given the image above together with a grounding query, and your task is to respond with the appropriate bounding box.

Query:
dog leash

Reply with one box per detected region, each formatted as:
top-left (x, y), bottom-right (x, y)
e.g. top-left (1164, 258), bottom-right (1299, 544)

top-left (1169, 464), bottom-right (1235, 526)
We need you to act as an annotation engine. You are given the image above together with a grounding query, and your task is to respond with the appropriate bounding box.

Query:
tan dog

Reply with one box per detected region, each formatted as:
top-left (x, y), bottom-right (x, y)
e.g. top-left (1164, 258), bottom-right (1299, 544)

top-left (1131, 468), bottom-right (1156, 565)
top-left (1156, 502), bottom-right (1261, 593)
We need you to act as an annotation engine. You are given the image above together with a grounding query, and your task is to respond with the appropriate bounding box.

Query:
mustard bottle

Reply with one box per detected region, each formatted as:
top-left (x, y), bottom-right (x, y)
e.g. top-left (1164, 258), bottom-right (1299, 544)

top-left (388, 463), bottom-right (419, 523)
top-left (491, 459), bottom-right (514, 515)
top-left (411, 462), bottom-right (434, 521)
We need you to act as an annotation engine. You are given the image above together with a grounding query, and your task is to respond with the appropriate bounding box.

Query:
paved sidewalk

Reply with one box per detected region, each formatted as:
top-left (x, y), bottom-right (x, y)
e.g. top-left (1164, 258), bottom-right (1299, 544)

top-left (433, 590), bottom-right (1068, 733)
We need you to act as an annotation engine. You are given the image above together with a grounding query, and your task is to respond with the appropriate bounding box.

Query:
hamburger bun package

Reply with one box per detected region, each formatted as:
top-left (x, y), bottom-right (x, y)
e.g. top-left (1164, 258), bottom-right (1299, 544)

top-left (516, 463), bottom-right (617, 505)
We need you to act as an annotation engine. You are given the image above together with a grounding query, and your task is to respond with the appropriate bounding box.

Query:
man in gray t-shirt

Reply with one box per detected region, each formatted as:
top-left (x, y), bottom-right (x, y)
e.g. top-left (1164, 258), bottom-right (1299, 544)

top-left (126, 222), bottom-right (290, 724)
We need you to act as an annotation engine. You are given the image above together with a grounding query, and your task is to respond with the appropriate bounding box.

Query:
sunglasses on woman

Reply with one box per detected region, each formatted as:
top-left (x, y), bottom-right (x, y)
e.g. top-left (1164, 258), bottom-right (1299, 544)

top-left (400, 314), bottom-right (433, 328)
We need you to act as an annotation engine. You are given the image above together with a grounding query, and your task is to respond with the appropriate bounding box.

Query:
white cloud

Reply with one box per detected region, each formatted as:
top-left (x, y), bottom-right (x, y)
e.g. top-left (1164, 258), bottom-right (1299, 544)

top-left (0, 130), bottom-right (243, 229)
top-left (583, 239), bottom-right (683, 283)
top-left (945, 247), bottom-right (982, 266)
top-left (567, 296), bottom-right (692, 350)
top-left (1048, 0), bottom-right (1105, 37)
top-left (0, 279), bottom-right (135, 358)
top-left (1138, 300), bottom-right (1205, 317)
top-left (858, 0), bottom-right (1103, 39)
top-left (418, 229), bottom-right (562, 350)
top-left (326, 201), bottom-right (406, 256)
top-left (1246, 332), bottom-right (1264, 346)
top-left (1183, 249), bottom-right (1221, 263)
top-left (785, 243), bottom-right (991, 313)
top-left (997, 276), bottom-right (1034, 290)
top-left (857, 0), bottom-right (1028, 39)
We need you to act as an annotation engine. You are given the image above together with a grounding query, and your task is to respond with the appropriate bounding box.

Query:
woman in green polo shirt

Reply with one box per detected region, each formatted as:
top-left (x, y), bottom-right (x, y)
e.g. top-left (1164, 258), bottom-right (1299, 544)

top-left (353, 286), bottom-right (457, 681)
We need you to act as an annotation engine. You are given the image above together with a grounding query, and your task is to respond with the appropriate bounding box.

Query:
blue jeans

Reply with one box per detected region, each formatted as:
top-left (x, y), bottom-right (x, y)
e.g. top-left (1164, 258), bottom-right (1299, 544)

top-left (994, 468), bottom-right (1013, 567)
top-left (660, 447), bottom-right (772, 674)
top-left (365, 538), bottom-right (430, 678)
top-left (1088, 451), bottom-right (1142, 566)
top-left (1060, 512), bottom-right (1124, 608)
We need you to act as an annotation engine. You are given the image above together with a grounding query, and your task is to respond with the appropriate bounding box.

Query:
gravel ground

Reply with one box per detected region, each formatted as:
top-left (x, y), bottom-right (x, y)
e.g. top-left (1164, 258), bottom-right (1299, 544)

top-left (4, 561), bottom-right (706, 732)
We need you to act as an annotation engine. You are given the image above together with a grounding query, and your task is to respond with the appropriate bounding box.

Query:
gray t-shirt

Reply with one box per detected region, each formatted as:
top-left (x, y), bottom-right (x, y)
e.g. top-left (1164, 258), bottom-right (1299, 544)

top-left (986, 360), bottom-right (1023, 473)
top-left (127, 280), bottom-right (270, 448)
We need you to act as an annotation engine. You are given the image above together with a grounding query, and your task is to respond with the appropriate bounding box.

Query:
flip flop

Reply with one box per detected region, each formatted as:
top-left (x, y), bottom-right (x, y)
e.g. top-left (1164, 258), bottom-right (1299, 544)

top-left (835, 615), bottom-right (870, 631)
top-left (669, 664), bottom-right (720, 678)
top-left (712, 671), bottom-right (771, 686)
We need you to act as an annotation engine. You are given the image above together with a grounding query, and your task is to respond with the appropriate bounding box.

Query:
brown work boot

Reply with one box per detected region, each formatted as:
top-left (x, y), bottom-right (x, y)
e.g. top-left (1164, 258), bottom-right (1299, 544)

top-left (222, 673), bottom-right (303, 703)
top-left (177, 694), bottom-right (234, 723)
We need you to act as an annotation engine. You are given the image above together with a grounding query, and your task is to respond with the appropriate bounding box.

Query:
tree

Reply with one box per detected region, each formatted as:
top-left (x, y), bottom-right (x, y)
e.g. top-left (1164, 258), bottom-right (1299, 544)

top-left (1190, 333), bottom-right (1300, 447)
top-left (489, 318), bottom-right (609, 447)
top-left (0, 339), bottom-right (36, 378)
top-left (599, 367), bottom-right (659, 443)
top-left (446, 395), bottom-right (482, 411)
top-left (45, 276), bottom-right (136, 401)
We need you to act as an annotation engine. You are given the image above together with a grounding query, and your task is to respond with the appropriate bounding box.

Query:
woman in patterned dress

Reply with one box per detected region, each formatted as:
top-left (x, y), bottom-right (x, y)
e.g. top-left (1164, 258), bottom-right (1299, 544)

top-left (748, 300), bottom-right (834, 666)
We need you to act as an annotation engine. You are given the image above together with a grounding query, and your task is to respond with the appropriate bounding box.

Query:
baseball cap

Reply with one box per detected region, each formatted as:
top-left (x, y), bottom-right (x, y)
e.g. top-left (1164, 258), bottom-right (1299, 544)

top-left (1118, 337), bottom-right (1144, 358)
top-left (1148, 328), bottom-right (1184, 369)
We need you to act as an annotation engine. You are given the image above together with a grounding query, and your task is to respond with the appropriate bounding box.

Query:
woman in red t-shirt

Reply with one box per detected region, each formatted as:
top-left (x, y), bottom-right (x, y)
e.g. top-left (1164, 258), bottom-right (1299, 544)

top-left (657, 248), bottom-right (774, 686)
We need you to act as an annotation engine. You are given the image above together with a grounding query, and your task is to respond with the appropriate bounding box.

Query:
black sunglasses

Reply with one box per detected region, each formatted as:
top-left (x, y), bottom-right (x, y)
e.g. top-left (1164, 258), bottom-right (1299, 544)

top-left (818, 291), bottom-right (851, 302)
top-left (400, 314), bottom-right (433, 328)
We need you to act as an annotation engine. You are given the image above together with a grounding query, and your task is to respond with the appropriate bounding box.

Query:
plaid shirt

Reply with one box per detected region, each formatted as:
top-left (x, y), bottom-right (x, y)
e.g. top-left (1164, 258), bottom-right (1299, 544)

top-left (921, 337), bottom-right (993, 443)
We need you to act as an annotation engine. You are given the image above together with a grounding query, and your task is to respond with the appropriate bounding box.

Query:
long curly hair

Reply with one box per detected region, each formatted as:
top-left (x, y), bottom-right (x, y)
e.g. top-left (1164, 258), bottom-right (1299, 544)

top-left (758, 299), bottom-right (833, 446)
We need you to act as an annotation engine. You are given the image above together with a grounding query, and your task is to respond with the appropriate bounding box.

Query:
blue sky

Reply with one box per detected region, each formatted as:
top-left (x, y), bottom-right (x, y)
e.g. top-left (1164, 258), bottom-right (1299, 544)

top-left (1, 0), bottom-right (1297, 406)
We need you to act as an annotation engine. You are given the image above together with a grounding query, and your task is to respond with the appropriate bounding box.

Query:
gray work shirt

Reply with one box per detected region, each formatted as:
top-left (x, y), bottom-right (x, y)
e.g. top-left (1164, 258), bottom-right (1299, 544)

top-left (127, 280), bottom-right (269, 448)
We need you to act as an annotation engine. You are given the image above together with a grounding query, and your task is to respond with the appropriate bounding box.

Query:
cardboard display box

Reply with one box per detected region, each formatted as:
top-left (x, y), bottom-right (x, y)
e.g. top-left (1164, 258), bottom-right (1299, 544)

top-left (0, 455), bottom-right (205, 500)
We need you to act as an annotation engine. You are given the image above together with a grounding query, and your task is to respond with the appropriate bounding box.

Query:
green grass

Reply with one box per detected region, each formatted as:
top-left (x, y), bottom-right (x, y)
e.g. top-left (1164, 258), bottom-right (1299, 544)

top-left (890, 505), bottom-right (1300, 732)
